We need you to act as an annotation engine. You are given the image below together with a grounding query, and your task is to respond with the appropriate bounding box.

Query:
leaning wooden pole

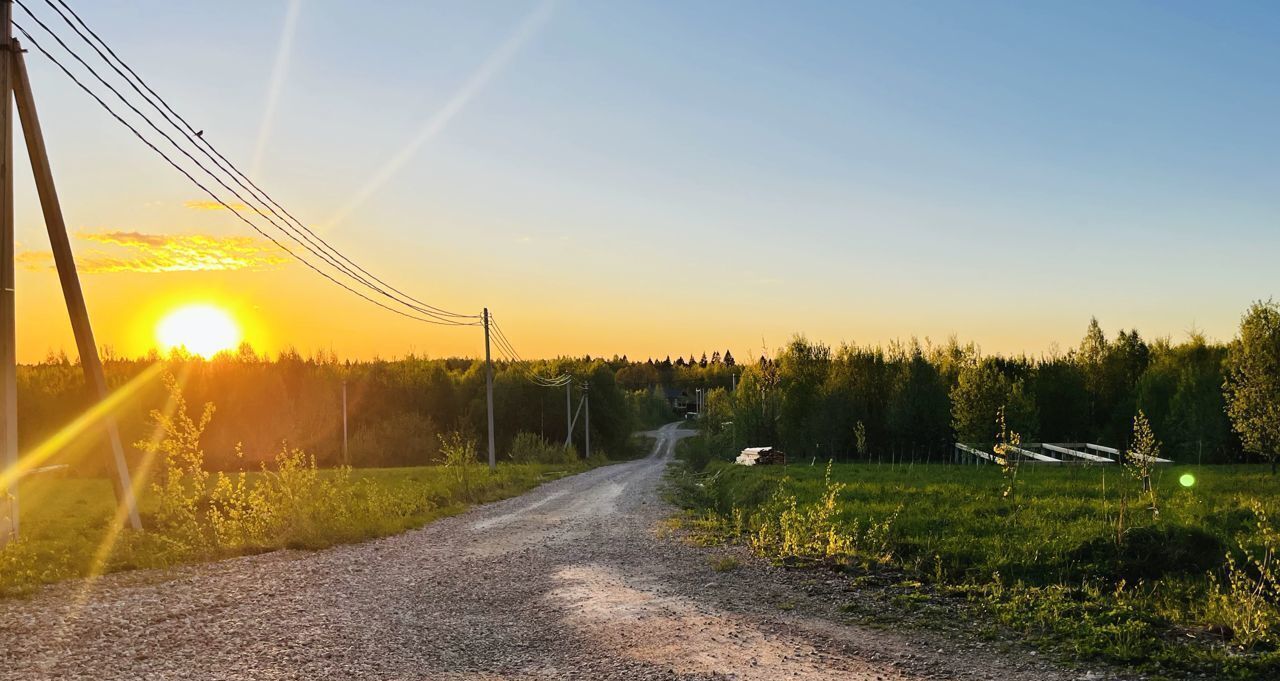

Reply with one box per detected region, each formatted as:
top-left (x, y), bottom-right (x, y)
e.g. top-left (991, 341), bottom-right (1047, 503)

top-left (0, 0), bottom-right (17, 543)
top-left (12, 42), bottom-right (141, 530)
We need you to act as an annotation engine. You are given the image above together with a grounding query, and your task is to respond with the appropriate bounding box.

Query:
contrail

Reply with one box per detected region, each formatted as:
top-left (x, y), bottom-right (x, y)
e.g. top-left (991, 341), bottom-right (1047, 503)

top-left (325, 0), bottom-right (558, 229)
top-left (250, 0), bottom-right (303, 177)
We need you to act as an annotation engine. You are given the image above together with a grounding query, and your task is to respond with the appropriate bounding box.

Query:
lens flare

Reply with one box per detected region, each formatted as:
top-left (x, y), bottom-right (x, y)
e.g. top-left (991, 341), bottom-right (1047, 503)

top-left (1179, 473), bottom-right (1196, 488)
top-left (156, 304), bottom-right (241, 357)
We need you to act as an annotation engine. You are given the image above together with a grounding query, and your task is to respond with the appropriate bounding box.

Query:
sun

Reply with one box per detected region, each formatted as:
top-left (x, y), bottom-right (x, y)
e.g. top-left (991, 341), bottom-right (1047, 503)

top-left (156, 304), bottom-right (242, 357)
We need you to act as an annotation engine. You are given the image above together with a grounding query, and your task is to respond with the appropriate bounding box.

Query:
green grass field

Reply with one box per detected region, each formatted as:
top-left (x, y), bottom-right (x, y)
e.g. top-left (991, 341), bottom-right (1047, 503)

top-left (672, 437), bottom-right (1280, 679)
top-left (0, 460), bottom-right (598, 596)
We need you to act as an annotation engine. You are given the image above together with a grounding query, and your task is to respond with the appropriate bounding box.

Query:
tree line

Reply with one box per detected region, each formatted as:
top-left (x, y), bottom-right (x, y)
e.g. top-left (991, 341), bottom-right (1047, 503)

top-left (23, 301), bottom-right (1279, 472)
top-left (624, 301), bottom-right (1280, 465)
top-left (20, 349), bottom-right (644, 473)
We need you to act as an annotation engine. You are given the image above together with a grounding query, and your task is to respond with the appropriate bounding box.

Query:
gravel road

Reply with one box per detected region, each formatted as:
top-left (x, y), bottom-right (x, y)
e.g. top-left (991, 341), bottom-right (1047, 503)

top-left (0, 422), bottom-right (1111, 680)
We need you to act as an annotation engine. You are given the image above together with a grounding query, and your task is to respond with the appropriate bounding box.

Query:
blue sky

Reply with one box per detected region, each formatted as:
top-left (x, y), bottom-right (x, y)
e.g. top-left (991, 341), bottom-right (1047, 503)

top-left (11, 1), bottom-right (1279, 359)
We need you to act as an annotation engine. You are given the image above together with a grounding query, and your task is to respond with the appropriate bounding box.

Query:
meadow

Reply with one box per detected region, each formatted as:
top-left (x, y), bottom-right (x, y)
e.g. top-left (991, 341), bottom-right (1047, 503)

top-left (671, 435), bottom-right (1280, 679)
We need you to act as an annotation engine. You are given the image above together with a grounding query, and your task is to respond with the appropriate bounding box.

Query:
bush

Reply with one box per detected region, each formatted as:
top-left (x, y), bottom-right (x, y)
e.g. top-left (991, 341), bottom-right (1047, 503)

top-left (347, 411), bottom-right (440, 466)
top-left (508, 431), bottom-right (575, 465)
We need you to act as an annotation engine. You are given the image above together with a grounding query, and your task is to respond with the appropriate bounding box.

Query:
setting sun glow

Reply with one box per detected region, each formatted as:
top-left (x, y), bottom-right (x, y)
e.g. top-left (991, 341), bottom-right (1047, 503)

top-left (156, 304), bottom-right (242, 357)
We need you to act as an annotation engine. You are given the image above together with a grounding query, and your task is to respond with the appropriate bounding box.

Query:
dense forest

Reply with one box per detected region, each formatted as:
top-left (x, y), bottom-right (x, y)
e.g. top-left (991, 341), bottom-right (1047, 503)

top-left (618, 302), bottom-right (1280, 465)
top-left (20, 301), bottom-right (1280, 473)
top-left (21, 349), bottom-right (662, 473)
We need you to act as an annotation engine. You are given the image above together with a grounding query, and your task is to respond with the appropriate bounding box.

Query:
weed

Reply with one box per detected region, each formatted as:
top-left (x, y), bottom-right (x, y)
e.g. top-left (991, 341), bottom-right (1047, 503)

top-left (711, 555), bottom-right (740, 572)
top-left (1204, 500), bottom-right (1280, 648)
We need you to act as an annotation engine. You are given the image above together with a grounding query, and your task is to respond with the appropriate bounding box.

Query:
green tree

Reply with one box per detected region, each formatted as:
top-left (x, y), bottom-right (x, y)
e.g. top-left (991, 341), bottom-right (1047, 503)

top-left (1224, 300), bottom-right (1280, 472)
top-left (1125, 410), bottom-right (1161, 516)
top-left (776, 336), bottom-right (832, 458)
top-left (1031, 356), bottom-right (1089, 441)
top-left (951, 358), bottom-right (1035, 444)
top-left (1137, 333), bottom-right (1233, 462)
top-left (887, 344), bottom-right (952, 457)
top-left (732, 360), bottom-right (780, 448)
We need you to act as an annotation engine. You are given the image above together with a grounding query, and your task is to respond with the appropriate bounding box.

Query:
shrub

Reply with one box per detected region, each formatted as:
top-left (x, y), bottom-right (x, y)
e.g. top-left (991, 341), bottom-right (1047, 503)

top-left (745, 462), bottom-right (900, 567)
top-left (439, 430), bottom-right (480, 501)
top-left (347, 411), bottom-right (440, 466)
top-left (508, 431), bottom-right (575, 465)
top-left (137, 373), bottom-right (215, 554)
top-left (1205, 500), bottom-right (1280, 648)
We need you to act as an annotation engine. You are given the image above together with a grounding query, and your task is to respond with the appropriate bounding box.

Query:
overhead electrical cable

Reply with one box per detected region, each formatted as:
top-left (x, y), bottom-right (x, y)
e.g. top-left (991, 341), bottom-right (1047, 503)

top-left (12, 22), bottom-right (475, 327)
top-left (37, 0), bottom-right (477, 322)
top-left (16, 3), bottom-right (473, 326)
top-left (16, 1), bottom-right (478, 325)
top-left (19, 2), bottom-right (570, 395)
top-left (489, 316), bottom-right (572, 386)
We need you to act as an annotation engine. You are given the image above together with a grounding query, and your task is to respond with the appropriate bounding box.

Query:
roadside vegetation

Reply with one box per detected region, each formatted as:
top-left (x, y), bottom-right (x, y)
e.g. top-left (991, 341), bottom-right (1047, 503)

top-left (16, 351), bottom-right (642, 474)
top-left (0, 371), bottom-right (643, 596)
top-left (663, 301), bottom-right (1280, 679)
top-left (670, 432), bottom-right (1280, 678)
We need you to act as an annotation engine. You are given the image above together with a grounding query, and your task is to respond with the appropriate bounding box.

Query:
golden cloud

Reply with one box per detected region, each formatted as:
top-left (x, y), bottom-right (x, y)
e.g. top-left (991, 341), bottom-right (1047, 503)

top-left (18, 231), bottom-right (287, 274)
top-left (184, 199), bottom-right (248, 211)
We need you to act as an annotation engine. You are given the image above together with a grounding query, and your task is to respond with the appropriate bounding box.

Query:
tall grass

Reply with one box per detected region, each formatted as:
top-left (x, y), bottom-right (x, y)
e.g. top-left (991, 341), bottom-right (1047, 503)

top-left (671, 436), bottom-right (1280, 677)
top-left (0, 375), bottom-right (604, 596)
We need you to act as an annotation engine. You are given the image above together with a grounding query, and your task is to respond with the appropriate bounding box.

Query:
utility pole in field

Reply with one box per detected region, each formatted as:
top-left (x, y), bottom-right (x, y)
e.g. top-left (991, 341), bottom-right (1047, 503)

top-left (0, 0), bottom-right (16, 542)
top-left (341, 380), bottom-right (348, 466)
top-left (583, 381), bottom-right (590, 459)
top-left (0, 10), bottom-right (142, 542)
top-left (565, 381), bottom-right (571, 451)
top-left (483, 308), bottom-right (495, 471)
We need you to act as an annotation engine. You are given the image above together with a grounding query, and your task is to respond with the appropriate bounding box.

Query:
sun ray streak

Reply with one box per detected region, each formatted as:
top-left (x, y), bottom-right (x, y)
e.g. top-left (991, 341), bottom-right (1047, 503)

top-left (64, 365), bottom-right (191, 617)
top-left (325, 0), bottom-right (558, 229)
top-left (250, 0), bottom-right (303, 178)
top-left (0, 363), bottom-right (164, 495)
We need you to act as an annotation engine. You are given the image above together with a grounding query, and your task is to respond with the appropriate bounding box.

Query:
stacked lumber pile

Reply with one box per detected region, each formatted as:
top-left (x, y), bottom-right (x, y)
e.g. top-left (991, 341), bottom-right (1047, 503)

top-left (736, 447), bottom-right (786, 466)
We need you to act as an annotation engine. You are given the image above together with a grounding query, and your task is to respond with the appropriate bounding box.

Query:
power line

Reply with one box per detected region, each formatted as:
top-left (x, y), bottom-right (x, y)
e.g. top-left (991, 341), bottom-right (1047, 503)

top-left (489, 315), bottom-right (572, 386)
top-left (489, 330), bottom-right (568, 386)
top-left (12, 22), bottom-right (477, 327)
top-left (19, 4), bottom-right (570, 382)
top-left (15, 3), bottom-right (474, 326)
top-left (491, 340), bottom-right (569, 387)
top-left (35, 0), bottom-right (477, 322)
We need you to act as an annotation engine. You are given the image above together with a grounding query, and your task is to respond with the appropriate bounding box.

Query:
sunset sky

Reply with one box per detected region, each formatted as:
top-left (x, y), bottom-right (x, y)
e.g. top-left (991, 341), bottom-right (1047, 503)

top-left (11, 1), bottom-right (1279, 362)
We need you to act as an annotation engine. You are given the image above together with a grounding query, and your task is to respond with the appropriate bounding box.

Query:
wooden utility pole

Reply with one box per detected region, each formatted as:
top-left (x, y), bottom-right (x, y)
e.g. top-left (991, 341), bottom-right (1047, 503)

top-left (0, 23), bottom-right (144, 538)
top-left (483, 308), bottom-right (495, 471)
top-left (583, 382), bottom-right (590, 459)
top-left (0, 0), bottom-right (16, 542)
top-left (341, 380), bottom-right (348, 466)
top-left (14, 45), bottom-right (140, 530)
top-left (564, 381), bottom-right (571, 452)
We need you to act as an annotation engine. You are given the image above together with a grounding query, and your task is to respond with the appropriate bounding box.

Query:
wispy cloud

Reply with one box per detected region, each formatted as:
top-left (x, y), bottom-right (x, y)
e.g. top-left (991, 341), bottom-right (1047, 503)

top-left (325, 0), bottom-right (558, 228)
top-left (184, 199), bottom-right (248, 212)
top-left (251, 0), bottom-right (304, 177)
top-left (19, 231), bottom-right (286, 274)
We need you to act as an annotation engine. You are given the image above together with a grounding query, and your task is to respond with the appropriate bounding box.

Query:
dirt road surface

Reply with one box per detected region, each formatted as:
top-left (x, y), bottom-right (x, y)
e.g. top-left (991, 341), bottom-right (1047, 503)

top-left (0, 422), bottom-right (1107, 680)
